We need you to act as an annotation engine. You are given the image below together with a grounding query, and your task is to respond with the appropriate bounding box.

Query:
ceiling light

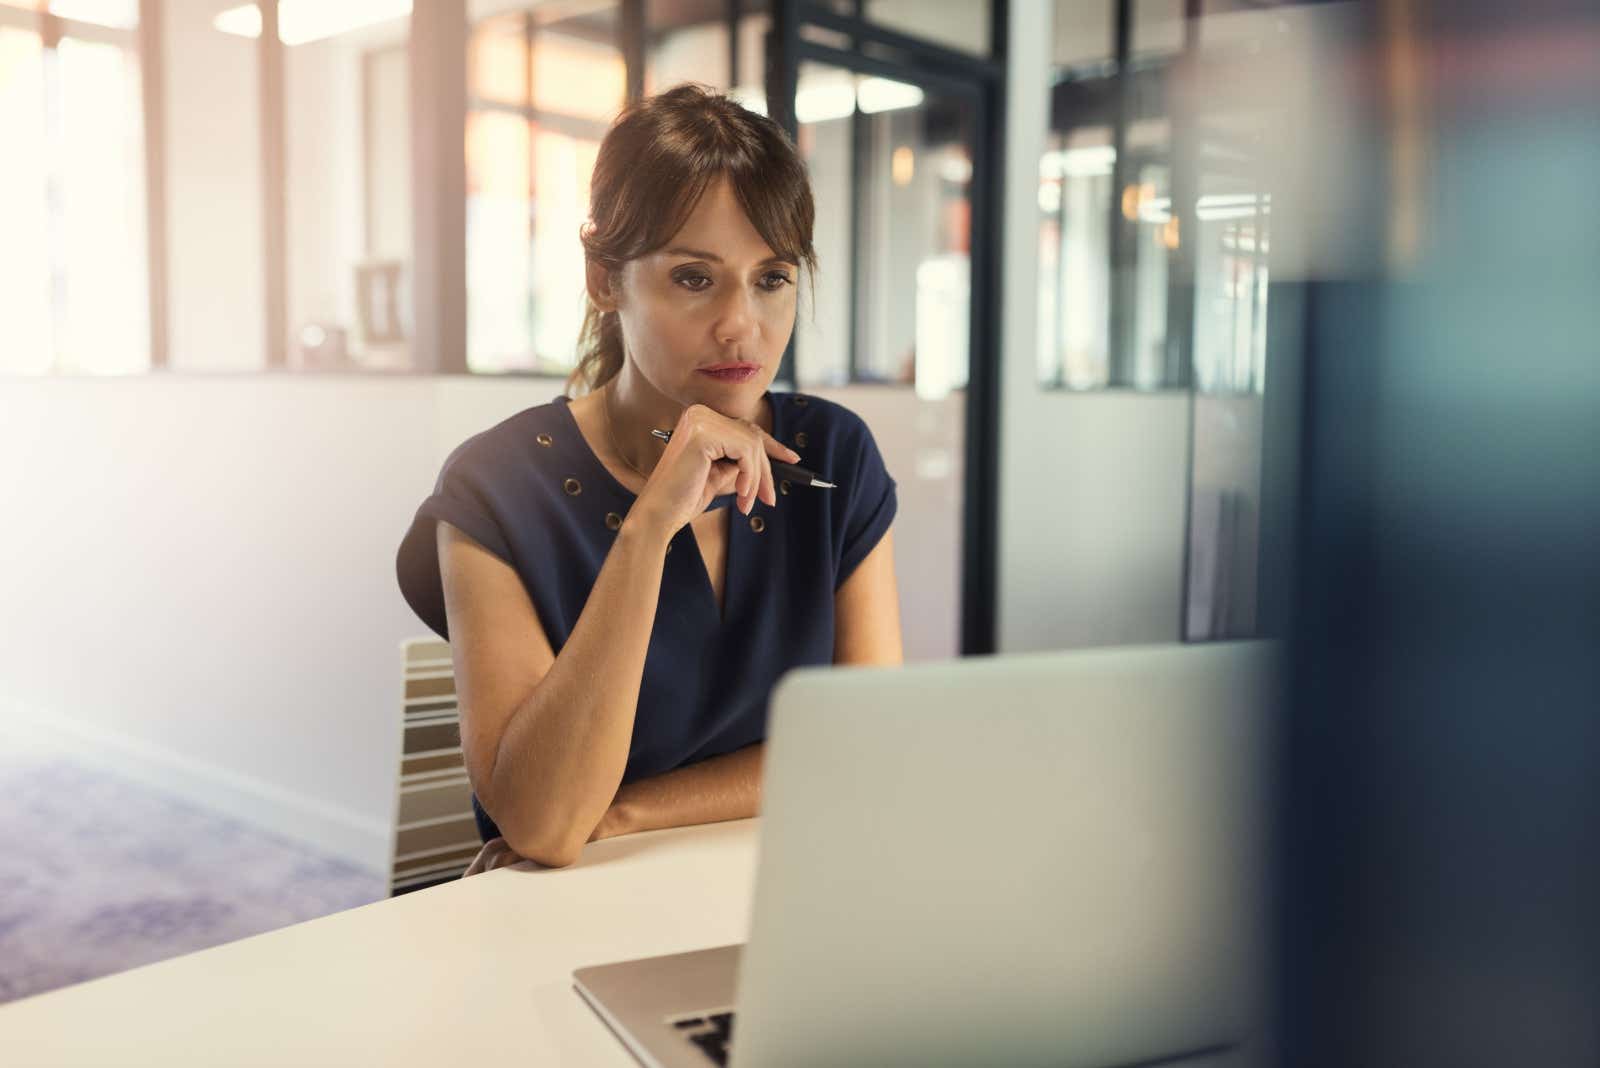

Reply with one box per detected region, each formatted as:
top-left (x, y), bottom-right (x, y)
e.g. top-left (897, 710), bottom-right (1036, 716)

top-left (44, 0), bottom-right (137, 29)
top-left (856, 77), bottom-right (922, 114)
top-left (213, 0), bottom-right (413, 47)
top-left (794, 81), bottom-right (855, 124)
top-left (1039, 146), bottom-right (1115, 178)
top-left (892, 145), bottom-right (915, 186)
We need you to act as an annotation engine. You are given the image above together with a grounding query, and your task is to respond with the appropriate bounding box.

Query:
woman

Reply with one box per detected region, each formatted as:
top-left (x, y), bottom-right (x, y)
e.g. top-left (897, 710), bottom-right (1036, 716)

top-left (395, 84), bottom-right (903, 874)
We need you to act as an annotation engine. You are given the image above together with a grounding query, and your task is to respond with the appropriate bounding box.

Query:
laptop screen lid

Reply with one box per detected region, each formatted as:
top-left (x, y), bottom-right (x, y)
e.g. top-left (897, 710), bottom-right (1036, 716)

top-left (727, 641), bottom-right (1275, 1068)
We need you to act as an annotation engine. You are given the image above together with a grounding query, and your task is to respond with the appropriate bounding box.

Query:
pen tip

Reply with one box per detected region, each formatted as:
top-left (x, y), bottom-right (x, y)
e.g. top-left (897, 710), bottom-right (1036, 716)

top-left (812, 480), bottom-right (837, 489)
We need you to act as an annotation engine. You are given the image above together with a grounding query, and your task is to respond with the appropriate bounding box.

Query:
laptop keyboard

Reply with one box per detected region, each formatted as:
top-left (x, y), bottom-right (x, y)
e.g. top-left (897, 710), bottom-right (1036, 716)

top-left (670, 1009), bottom-right (736, 1065)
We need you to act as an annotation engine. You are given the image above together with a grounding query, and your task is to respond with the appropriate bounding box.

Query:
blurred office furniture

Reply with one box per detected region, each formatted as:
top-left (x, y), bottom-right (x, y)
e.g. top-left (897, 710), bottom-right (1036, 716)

top-left (1185, 487), bottom-right (1251, 640)
top-left (389, 637), bottom-right (479, 896)
top-left (356, 260), bottom-right (408, 345)
top-left (293, 322), bottom-right (351, 370)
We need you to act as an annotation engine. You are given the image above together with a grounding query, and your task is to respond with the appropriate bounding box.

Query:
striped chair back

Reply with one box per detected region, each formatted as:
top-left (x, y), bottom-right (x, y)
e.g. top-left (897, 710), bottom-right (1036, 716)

top-left (390, 638), bottom-right (484, 895)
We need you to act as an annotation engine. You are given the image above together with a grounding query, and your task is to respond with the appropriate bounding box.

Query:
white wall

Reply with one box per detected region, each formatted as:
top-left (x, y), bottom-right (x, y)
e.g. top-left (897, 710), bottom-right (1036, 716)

top-left (996, 0), bottom-right (1193, 653)
top-left (0, 375), bottom-right (547, 873)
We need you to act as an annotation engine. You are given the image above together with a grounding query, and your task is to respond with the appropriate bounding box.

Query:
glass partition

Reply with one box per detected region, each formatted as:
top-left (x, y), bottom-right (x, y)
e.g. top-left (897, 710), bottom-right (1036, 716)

top-left (794, 60), bottom-right (973, 397)
top-left (0, 3), bottom-right (148, 375)
top-left (464, 4), bottom-right (624, 375)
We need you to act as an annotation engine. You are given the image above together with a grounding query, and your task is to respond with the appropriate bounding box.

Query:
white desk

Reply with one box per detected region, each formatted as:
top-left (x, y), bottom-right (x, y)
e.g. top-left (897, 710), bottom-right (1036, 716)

top-left (0, 819), bottom-right (760, 1067)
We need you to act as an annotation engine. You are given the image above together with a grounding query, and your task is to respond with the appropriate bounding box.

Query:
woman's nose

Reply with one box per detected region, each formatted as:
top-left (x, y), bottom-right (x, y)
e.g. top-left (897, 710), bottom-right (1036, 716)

top-left (713, 286), bottom-right (761, 347)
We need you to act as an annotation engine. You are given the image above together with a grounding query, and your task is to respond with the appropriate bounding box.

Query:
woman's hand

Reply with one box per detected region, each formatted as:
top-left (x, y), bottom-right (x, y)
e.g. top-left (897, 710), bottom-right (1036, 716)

top-left (462, 836), bottom-right (524, 876)
top-left (631, 403), bottom-right (800, 537)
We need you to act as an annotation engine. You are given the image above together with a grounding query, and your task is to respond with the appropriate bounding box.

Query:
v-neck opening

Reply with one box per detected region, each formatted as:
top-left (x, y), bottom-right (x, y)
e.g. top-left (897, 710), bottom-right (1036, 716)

top-left (552, 391), bottom-right (784, 628)
top-left (695, 507), bottom-right (733, 626)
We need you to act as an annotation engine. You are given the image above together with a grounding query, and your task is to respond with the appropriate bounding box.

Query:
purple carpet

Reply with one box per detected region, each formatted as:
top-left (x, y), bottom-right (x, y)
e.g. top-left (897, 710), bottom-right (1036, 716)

top-left (0, 746), bottom-right (387, 1005)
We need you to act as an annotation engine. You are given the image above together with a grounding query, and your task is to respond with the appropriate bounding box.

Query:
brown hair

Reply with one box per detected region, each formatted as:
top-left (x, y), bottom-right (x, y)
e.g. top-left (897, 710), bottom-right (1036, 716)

top-left (565, 83), bottom-right (818, 396)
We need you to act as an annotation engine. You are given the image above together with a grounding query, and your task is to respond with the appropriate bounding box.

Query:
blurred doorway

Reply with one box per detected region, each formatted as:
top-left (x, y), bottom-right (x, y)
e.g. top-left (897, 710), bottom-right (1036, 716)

top-left (768, 1), bottom-right (1003, 656)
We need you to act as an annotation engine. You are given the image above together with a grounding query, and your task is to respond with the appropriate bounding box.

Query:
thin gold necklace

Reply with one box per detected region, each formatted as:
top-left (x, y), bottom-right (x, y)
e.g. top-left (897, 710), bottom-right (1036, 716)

top-left (603, 384), bottom-right (652, 483)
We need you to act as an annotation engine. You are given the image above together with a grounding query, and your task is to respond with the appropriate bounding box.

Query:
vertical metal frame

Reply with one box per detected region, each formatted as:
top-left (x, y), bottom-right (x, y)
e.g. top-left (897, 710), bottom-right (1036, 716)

top-left (1173, 0), bottom-right (1203, 640)
top-left (845, 2), bottom-right (868, 384)
top-left (964, 0), bottom-right (1007, 658)
top-left (766, 0), bottom-right (801, 389)
top-left (137, 0), bottom-right (168, 369)
top-left (260, 0), bottom-right (287, 368)
top-left (622, 0), bottom-right (645, 103)
top-left (361, 49), bottom-right (375, 259)
top-left (410, 0), bottom-right (468, 374)
top-left (1105, 0), bottom-right (1132, 387)
top-left (1164, 0), bottom-right (1201, 392)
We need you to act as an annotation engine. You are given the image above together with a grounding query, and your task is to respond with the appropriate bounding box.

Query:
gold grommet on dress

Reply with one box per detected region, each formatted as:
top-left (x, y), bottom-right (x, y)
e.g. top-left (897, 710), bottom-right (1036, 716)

top-left (794, 431), bottom-right (808, 448)
top-left (749, 515), bottom-right (765, 533)
top-left (563, 478), bottom-right (582, 496)
top-left (793, 395), bottom-right (809, 406)
top-left (604, 512), bottom-right (622, 531)
top-left (535, 433), bottom-right (553, 447)
top-left (779, 480), bottom-right (791, 495)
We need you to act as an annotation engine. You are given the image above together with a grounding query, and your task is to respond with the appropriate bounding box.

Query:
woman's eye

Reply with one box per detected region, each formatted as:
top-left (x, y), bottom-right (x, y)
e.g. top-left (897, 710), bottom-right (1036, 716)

top-left (675, 274), bottom-right (712, 291)
top-left (760, 272), bottom-right (794, 291)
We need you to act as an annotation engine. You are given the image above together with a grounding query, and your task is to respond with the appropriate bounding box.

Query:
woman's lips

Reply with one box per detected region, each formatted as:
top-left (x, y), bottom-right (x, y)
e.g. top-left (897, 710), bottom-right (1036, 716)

top-left (697, 365), bottom-right (759, 383)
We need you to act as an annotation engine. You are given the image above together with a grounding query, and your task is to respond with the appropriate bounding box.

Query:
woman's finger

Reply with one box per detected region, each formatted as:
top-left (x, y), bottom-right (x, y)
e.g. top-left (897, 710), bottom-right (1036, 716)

top-left (691, 406), bottom-right (790, 515)
top-left (751, 422), bottom-right (777, 508)
top-left (487, 845), bottom-right (524, 871)
top-left (734, 433), bottom-right (759, 515)
top-left (698, 461), bottom-right (741, 513)
top-left (718, 459), bottom-right (742, 506)
top-left (694, 410), bottom-right (750, 506)
top-left (463, 837), bottom-right (507, 877)
top-left (758, 424), bottom-right (801, 463)
top-left (760, 426), bottom-right (798, 507)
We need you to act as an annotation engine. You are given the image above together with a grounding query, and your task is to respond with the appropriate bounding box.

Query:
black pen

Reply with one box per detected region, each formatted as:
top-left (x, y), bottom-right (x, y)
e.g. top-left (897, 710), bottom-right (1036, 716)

top-left (649, 428), bottom-right (836, 489)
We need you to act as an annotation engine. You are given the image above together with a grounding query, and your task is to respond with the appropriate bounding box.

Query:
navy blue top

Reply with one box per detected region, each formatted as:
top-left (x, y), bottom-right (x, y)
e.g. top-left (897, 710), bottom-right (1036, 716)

top-left (395, 390), bottom-right (897, 843)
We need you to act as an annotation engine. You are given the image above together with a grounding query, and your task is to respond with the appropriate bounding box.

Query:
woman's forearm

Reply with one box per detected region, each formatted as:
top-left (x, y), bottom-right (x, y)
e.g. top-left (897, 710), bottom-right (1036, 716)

top-left (487, 516), bottom-right (673, 865)
top-left (596, 742), bottom-right (765, 840)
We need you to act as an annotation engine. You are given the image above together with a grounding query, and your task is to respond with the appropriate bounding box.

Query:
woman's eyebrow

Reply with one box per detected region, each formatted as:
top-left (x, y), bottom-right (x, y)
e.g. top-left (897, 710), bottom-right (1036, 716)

top-left (663, 246), bottom-right (792, 267)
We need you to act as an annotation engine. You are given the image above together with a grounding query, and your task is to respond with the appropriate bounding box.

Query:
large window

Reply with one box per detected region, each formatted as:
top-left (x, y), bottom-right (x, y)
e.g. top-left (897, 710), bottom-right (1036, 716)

top-left (0, 3), bottom-right (148, 375)
top-left (794, 61), bottom-right (973, 395)
top-left (464, 5), bottom-right (623, 375)
top-left (1034, 2), bottom-right (1276, 640)
top-left (0, 0), bottom-right (990, 384)
top-left (283, 11), bottom-right (412, 373)
top-left (816, 0), bottom-right (994, 58)
top-left (1037, 0), bottom-right (1267, 394)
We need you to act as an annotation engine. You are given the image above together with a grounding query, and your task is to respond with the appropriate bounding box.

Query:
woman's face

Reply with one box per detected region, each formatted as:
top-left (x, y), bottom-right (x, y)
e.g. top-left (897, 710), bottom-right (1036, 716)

top-left (593, 175), bottom-right (800, 412)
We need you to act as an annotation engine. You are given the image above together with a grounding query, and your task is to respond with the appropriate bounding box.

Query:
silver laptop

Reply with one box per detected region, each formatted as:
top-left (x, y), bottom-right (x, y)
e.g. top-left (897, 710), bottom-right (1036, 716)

top-left (574, 641), bottom-right (1276, 1068)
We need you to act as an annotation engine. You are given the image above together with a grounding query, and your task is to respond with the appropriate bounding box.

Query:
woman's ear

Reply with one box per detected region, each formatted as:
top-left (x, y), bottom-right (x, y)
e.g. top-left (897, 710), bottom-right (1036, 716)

top-left (586, 259), bottom-right (619, 313)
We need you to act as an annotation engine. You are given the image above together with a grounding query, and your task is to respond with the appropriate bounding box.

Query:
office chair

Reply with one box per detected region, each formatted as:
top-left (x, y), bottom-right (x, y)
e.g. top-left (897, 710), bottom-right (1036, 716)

top-left (388, 637), bottom-right (484, 895)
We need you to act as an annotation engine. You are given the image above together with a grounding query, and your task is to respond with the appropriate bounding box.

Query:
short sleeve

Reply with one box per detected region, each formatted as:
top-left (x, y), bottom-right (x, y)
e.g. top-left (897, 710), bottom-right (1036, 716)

top-left (395, 443), bottom-right (517, 641)
top-left (835, 417), bottom-right (898, 591)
